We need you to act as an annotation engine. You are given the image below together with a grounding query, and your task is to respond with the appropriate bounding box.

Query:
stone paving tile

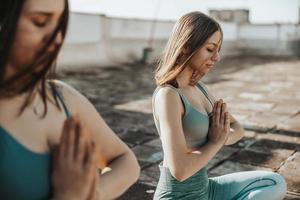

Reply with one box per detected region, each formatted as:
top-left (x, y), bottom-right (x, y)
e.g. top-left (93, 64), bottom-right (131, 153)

top-left (227, 100), bottom-right (276, 113)
top-left (118, 183), bottom-right (155, 200)
top-left (114, 98), bottom-right (152, 114)
top-left (228, 111), bottom-right (278, 132)
top-left (119, 130), bottom-right (157, 146)
top-left (215, 146), bottom-right (240, 159)
top-left (132, 145), bottom-right (163, 164)
top-left (246, 112), bottom-right (290, 130)
top-left (124, 142), bottom-right (135, 148)
top-left (238, 92), bottom-right (266, 101)
top-left (237, 82), bottom-right (276, 93)
top-left (245, 124), bottom-right (273, 133)
top-left (144, 138), bottom-right (162, 148)
top-left (244, 130), bottom-right (257, 138)
top-left (208, 86), bottom-right (242, 99)
top-left (101, 111), bottom-right (156, 138)
top-left (228, 149), bottom-right (294, 169)
top-left (228, 109), bottom-right (252, 125)
top-left (278, 152), bottom-right (300, 194)
top-left (138, 161), bottom-right (154, 169)
top-left (139, 165), bottom-right (160, 187)
top-left (260, 96), bottom-right (287, 105)
top-left (230, 137), bottom-right (256, 149)
top-left (277, 114), bottom-right (300, 133)
top-left (208, 161), bottom-right (272, 177)
top-left (272, 103), bottom-right (300, 115)
top-left (267, 92), bottom-right (300, 103)
top-left (284, 194), bottom-right (300, 200)
top-left (207, 146), bottom-right (240, 169)
top-left (249, 138), bottom-right (300, 152)
top-left (272, 90), bottom-right (300, 100)
top-left (255, 132), bottom-right (300, 146)
top-left (267, 81), bottom-right (294, 89)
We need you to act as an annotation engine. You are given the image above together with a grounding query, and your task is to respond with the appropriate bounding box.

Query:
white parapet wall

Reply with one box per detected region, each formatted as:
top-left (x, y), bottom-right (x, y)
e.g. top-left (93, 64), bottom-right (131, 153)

top-left (57, 12), bottom-right (300, 70)
top-left (236, 23), bottom-right (300, 55)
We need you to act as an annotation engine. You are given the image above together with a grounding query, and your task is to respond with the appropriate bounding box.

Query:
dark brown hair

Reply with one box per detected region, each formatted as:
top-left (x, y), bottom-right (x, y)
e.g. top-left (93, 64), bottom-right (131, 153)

top-left (0, 0), bottom-right (69, 117)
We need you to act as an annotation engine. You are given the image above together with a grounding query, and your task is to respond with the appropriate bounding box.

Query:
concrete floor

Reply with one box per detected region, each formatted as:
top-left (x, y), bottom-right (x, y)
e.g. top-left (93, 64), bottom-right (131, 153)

top-left (58, 55), bottom-right (300, 200)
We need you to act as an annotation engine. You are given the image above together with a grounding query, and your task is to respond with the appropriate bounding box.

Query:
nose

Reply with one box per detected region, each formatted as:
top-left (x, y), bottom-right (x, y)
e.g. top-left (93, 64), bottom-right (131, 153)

top-left (212, 51), bottom-right (221, 62)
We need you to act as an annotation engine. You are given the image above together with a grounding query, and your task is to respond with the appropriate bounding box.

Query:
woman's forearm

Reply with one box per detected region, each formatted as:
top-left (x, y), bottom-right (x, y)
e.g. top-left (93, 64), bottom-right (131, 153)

top-left (172, 141), bottom-right (223, 181)
top-left (97, 151), bottom-right (140, 200)
top-left (225, 121), bottom-right (244, 145)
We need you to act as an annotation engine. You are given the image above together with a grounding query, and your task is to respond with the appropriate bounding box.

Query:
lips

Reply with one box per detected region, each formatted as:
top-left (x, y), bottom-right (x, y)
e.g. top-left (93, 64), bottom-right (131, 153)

top-left (206, 63), bottom-right (214, 68)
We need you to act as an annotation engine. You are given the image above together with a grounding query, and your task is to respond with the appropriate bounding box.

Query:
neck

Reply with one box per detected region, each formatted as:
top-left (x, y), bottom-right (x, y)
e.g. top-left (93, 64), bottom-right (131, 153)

top-left (1, 64), bottom-right (42, 98)
top-left (176, 66), bottom-right (191, 88)
top-left (0, 77), bottom-right (41, 101)
top-left (0, 88), bottom-right (38, 102)
top-left (176, 65), bottom-right (203, 88)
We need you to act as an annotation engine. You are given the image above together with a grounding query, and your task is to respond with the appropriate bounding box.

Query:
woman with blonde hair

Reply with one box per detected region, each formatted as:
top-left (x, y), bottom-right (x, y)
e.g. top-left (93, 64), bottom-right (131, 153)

top-left (152, 11), bottom-right (286, 200)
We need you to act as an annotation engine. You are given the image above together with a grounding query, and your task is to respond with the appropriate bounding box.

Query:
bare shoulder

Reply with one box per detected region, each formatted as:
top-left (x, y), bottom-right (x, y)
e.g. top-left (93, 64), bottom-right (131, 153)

top-left (49, 79), bottom-right (92, 113)
top-left (155, 86), bottom-right (181, 103)
top-left (50, 79), bottom-right (83, 98)
top-left (154, 86), bottom-right (184, 116)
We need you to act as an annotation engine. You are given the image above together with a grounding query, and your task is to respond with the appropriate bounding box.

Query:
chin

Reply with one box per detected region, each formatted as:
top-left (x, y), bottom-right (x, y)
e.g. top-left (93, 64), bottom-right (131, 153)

top-left (204, 68), bottom-right (211, 73)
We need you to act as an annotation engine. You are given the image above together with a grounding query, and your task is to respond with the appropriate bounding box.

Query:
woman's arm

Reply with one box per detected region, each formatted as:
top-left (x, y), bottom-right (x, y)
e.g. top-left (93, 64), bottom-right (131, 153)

top-left (224, 114), bottom-right (244, 145)
top-left (55, 80), bottom-right (140, 200)
top-left (154, 87), bottom-right (229, 182)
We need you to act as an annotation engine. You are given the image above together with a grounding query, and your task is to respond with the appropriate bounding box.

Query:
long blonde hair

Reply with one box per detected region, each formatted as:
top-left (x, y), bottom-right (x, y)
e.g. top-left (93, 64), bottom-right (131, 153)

top-left (155, 11), bottom-right (223, 86)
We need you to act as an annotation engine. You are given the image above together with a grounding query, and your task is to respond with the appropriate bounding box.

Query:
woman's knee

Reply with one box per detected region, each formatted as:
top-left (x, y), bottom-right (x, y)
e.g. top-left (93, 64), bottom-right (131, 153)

top-left (268, 172), bottom-right (287, 198)
top-left (250, 171), bottom-right (286, 195)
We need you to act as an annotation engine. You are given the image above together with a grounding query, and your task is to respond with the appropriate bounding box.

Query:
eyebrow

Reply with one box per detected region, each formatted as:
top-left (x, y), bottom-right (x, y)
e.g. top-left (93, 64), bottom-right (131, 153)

top-left (28, 11), bottom-right (55, 17)
top-left (206, 42), bottom-right (219, 46)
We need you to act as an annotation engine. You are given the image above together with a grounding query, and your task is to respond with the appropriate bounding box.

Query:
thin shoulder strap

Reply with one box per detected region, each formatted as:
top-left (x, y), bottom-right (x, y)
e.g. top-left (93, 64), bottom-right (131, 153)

top-left (164, 84), bottom-right (190, 110)
top-left (196, 82), bottom-right (214, 107)
top-left (152, 84), bottom-right (189, 117)
top-left (152, 84), bottom-right (189, 136)
top-left (53, 87), bottom-right (72, 118)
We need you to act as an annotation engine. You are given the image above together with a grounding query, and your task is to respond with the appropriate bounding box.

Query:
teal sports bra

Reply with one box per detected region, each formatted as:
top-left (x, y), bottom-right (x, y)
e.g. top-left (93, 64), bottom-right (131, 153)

top-left (153, 82), bottom-right (214, 149)
top-left (0, 86), bottom-right (71, 200)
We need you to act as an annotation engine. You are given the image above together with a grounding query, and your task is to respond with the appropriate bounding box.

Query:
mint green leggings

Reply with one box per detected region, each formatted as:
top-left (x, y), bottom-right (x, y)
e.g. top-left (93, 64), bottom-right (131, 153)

top-left (208, 170), bottom-right (286, 200)
top-left (154, 166), bottom-right (287, 200)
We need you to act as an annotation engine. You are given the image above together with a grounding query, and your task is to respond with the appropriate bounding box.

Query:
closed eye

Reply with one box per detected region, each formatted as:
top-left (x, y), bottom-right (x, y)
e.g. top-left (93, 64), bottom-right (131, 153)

top-left (206, 48), bottom-right (214, 53)
top-left (33, 20), bottom-right (48, 28)
top-left (30, 13), bottom-right (52, 28)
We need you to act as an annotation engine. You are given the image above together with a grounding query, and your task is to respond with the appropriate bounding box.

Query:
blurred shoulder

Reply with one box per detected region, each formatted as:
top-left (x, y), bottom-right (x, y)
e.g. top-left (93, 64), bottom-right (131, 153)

top-left (155, 85), bottom-right (181, 103)
top-left (48, 79), bottom-right (92, 112)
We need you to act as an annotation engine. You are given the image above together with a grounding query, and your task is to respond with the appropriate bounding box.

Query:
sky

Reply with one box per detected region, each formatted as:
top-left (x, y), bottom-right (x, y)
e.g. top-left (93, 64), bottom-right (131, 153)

top-left (69, 0), bottom-right (300, 24)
